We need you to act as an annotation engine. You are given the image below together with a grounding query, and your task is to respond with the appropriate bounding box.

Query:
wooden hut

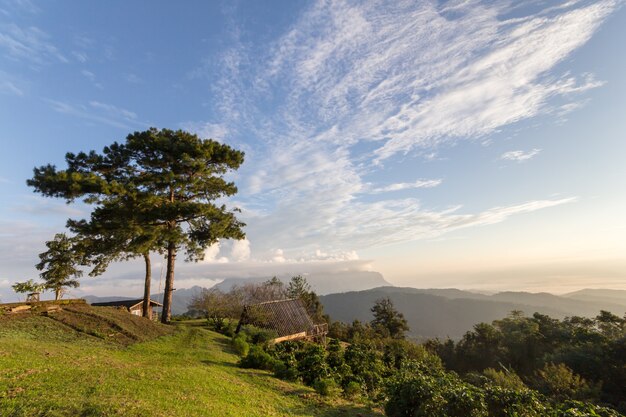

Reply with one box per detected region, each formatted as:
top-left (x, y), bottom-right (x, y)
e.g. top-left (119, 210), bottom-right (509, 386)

top-left (91, 298), bottom-right (162, 319)
top-left (236, 298), bottom-right (328, 344)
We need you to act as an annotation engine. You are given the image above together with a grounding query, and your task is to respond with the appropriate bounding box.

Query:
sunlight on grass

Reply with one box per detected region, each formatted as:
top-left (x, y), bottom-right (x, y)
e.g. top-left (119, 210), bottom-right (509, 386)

top-left (0, 316), bottom-right (381, 417)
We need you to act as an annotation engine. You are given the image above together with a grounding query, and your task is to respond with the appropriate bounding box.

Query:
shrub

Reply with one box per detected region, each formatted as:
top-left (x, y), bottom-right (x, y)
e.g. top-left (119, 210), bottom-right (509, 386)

top-left (385, 368), bottom-right (488, 417)
top-left (239, 346), bottom-right (276, 371)
top-left (484, 386), bottom-right (549, 417)
top-left (313, 378), bottom-right (339, 397)
top-left (483, 368), bottom-right (527, 390)
top-left (535, 363), bottom-right (599, 402)
top-left (343, 381), bottom-right (362, 399)
top-left (273, 360), bottom-right (299, 381)
top-left (297, 343), bottom-right (330, 386)
top-left (207, 318), bottom-right (236, 337)
top-left (344, 342), bottom-right (385, 395)
top-left (553, 400), bottom-right (623, 417)
top-left (231, 334), bottom-right (249, 357)
top-left (241, 325), bottom-right (277, 345)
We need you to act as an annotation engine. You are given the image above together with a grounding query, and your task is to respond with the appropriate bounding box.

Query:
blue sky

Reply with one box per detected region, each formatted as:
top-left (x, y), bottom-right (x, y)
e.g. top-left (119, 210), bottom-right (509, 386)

top-left (1, 0), bottom-right (625, 300)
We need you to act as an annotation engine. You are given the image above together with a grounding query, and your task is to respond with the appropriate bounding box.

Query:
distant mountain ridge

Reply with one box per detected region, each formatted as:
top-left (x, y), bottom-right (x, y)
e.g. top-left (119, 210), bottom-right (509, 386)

top-left (562, 288), bottom-right (626, 308)
top-left (84, 270), bottom-right (391, 316)
top-left (85, 283), bottom-right (626, 338)
top-left (320, 286), bottom-right (626, 341)
top-left (214, 271), bottom-right (391, 295)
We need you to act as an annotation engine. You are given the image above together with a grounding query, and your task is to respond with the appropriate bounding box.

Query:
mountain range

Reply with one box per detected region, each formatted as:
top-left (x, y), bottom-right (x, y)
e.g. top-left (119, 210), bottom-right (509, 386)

top-left (320, 287), bottom-right (626, 341)
top-left (83, 273), bottom-right (626, 341)
top-left (84, 270), bottom-right (391, 316)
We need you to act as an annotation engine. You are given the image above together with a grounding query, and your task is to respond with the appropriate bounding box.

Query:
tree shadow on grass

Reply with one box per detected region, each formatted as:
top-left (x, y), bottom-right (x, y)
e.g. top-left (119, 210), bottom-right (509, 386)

top-left (287, 402), bottom-right (384, 417)
top-left (200, 359), bottom-right (238, 368)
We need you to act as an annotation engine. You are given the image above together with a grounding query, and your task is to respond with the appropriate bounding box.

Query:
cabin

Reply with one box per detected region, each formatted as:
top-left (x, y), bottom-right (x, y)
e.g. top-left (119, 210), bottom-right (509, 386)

top-left (236, 298), bottom-right (328, 344)
top-left (91, 298), bottom-right (162, 319)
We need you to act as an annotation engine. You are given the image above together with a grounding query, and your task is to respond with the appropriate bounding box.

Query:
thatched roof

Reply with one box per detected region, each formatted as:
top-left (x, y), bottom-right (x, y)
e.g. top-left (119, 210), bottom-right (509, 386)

top-left (239, 298), bottom-right (314, 338)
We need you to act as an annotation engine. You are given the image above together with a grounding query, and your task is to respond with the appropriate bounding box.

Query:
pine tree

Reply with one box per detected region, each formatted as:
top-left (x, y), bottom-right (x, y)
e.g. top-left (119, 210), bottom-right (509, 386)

top-left (36, 233), bottom-right (83, 300)
top-left (370, 297), bottom-right (409, 339)
top-left (28, 128), bottom-right (245, 322)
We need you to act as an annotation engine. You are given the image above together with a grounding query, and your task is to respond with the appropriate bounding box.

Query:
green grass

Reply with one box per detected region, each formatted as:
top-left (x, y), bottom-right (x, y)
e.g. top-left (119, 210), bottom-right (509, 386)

top-left (0, 314), bottom-right (382, 417)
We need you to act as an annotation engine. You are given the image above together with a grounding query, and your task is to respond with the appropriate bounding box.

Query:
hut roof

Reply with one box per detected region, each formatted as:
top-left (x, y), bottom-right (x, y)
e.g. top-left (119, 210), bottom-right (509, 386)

top-left (91, 298), bottom-right (162, 309)
top-left (240, 298), bottom-right (314, 338)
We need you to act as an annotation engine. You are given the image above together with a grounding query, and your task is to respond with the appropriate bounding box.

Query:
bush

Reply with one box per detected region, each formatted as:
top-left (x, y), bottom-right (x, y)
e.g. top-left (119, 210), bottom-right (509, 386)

top-left (552, 400), bottom-right (623, 417)
top-left (240, 326), bottom-right (277, 345)
top-left (482, 368), bottom-right (527, 390)
top-left (484, 386), bottom-right (549, 417)
top-left (313, 378), bottom-right (339, 397)
top-left (535, 363), bottom-right (599, 402)
top-left (239, 346), bottom-right (276, 371)
top-left (231, 334), bottom-right (249, 357)
top-left (343, 381), bottom-right (362, 399)
top-left (297, 343), bottom-right (330, 386)
top-left (273, 360), bottom-right (300, 381)
top-left (344, 342), bottom-right (385, 395)
top-left (207, 318), bottom-right (236, 337)
top-left (385, 369), bottom-right (488, 417)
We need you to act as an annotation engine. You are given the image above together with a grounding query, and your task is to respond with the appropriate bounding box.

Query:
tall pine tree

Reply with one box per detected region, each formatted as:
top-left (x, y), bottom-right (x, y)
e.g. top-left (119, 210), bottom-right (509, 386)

top-left (28, 128), bottom-right (245, 322)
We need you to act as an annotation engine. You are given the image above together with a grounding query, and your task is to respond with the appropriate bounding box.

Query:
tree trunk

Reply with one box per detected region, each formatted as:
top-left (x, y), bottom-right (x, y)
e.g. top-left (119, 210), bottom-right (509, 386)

top-left (161, 242), bottom-right (176, 324)
top-left (55, 287), bottom-right (60, 300)
top-left (142, 253), bottom-right (152, 319)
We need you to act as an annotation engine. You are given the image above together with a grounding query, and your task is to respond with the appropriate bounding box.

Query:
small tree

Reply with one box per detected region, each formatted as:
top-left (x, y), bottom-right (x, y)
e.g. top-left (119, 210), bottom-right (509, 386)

top-left (12, 279), bottom-right (46, 301)
top-left (36, 233), bottom-right (83, 300)
top-left (371, 297), bottom-right (409, 339)
top-left (286, 275), bottom-right (325, 322)
top-left (188, 287), bottom-right (241, 330)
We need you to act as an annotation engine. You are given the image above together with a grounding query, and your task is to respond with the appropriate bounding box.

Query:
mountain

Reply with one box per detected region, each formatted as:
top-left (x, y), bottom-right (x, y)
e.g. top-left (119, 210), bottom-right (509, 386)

top-left (320, 287), bottom-right (626, 341)
top-left (562, 289), bottom-right (626, 309)
top-left (83, 271), bottom-right (390, 316)
top-left (215, 271), bottom-right (391, 295)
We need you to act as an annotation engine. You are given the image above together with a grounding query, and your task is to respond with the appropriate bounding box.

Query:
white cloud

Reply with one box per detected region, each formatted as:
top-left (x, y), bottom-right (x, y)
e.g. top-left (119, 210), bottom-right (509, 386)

top-left (189, 0), bottom-right (613, 261)
top-left (88, 101), bottom-right (137, 120)
top-left (0, 23), bottom-right (67, 65)
top-left (230, 238), bottom-right (251, 262)
top-left (81, 69), bottom-right (95, 80)
top-left (72, 50), bottom-right (87, 63)
top-left (202, 242), bottom-right (229, 264)
top-left (272, 249), bottom-right (286, 263)
top-left (0, 79), bottom-right (22, 95)
top-left (501, 149), bottom-right (542, 162)
top-left (44, 99), bottom-right (144, 129)
top-left (368, 179), bottom-right (443, 194)
top-left (180, 121), bottom-right (229, 141)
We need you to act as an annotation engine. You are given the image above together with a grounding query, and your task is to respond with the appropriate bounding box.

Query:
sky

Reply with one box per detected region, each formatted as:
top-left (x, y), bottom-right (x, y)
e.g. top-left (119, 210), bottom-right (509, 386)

top-left (1, 0), bottom-right (625, 301)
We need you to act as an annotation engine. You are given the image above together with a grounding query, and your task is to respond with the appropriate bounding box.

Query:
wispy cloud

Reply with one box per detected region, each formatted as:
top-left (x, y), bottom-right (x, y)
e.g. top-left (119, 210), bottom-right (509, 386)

top-left (0, 23), bottom-right (66, 65)
top-left (193, 0), bottom-right (614, 261)
top-left (367, 179), bottom-right (443, 194)
top-left (501, 148), bottom-right (542, 162)
top-left (0, 79), bottom-right (22, 95)
top-left (44, 98), bottom-right (143, 129)
top-left (180, 121), bottom-right (230, 141)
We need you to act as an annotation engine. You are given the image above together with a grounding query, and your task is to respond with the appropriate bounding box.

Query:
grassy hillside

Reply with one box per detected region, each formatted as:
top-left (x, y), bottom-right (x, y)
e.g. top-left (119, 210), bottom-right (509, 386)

top-left (0, 306), bottom-right (381, 417)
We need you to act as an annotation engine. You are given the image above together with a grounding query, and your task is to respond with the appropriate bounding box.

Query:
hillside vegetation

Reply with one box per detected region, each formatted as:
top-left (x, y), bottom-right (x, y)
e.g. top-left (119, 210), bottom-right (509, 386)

top-left (0, 305), bottom-right (380, 417)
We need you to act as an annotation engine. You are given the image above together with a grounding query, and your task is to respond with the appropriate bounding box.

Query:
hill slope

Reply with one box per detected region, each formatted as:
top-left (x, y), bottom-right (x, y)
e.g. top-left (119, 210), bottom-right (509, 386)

top-left (0, 307), bottom-right (380, 417)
